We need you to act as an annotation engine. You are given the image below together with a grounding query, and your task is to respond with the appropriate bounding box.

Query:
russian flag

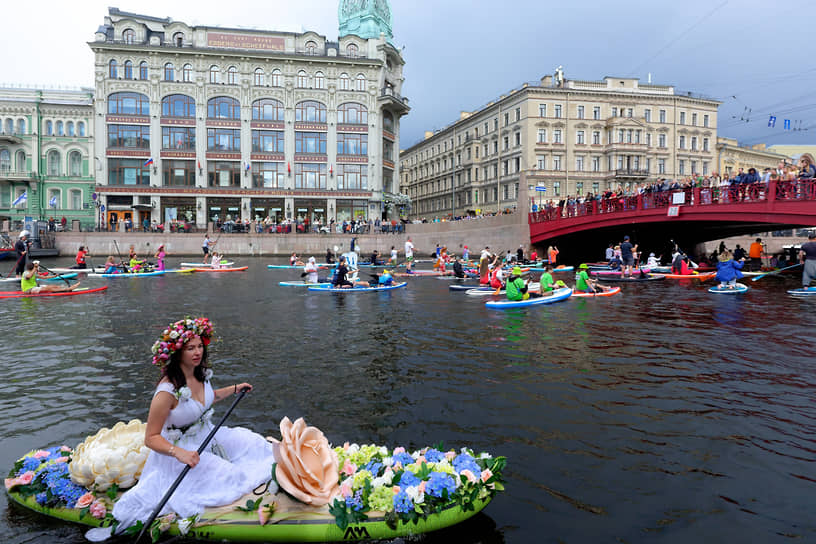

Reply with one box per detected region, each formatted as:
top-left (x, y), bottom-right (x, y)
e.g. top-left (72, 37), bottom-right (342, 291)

top-left (143, 157), bottom-right (154, 166)
top-left (246, 163), bottom-right (251, 172)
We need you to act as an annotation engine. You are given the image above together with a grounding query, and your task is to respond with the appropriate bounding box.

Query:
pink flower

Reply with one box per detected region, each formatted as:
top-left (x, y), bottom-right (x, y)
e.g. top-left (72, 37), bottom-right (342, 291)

top-left (60, 446), bottom-right (72, 453)
top-left (461, 469), bottom-right (478, 483)
top-left (416, 455), bottom-right (426, 464)
top-left (417, 480), bottom-right (426, 494)
top-left (4, 478), bottom-right (20, 490)
top-left (343, 442), bottom-right (350, 451)
top-left (392, 485), bottom-right (401, 494)
top-left (258, 502), bottom-right (275, 525)
top-left (54, 457), bottom-right (69, 464)
top-left (18, 471), bottom-right (34, 485)
top-left (75, 492), bottom-right (95, 509)
top-left (340, 478), bottom-right (353, 498)
top-left (89, 500), bottom-right (106, 519)
top-left (480, 469), bottom-right (493, 483)
top-left (393, 447), bottom-right (405, 454)
top-left (33, 450), bottom-right (50, 459)
top-left (445, 451), bottom-right (456, 461)
top-left (341, 459), bottom-right (357, 476)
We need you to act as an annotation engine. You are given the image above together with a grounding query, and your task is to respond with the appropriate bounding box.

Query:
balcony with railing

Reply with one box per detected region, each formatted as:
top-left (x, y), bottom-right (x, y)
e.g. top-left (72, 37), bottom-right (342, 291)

top-left (613, 168), bottom-right (650, 178)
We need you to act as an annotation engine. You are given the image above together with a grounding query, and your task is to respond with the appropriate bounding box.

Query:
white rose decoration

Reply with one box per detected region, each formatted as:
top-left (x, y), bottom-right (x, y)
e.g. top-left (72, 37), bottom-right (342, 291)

top-left (176, 386), bottom-right (192, 401)
top-left (204, 369), bottom-right (213, 381)
top-left (69, 420), bottom-right (150, 491)
top-left (169, 330), bottom-right (179, 339)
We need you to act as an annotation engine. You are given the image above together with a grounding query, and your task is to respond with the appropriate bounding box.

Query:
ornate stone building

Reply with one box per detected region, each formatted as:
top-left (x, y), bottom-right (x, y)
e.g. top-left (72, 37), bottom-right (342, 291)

top-left (716, 138), bottom-right (790, 176)
top-left (90, 3), bottom-right (407, 229)
top-left (400, 70), bottom-right (720, 217)
top-left (0, 87), bottom-right (95, 230)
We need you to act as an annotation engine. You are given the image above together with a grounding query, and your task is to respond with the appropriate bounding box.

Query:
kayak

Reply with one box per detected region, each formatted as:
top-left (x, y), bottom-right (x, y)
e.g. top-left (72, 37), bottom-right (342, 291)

top-left (89, 270), bottom-right (166, 278)
top-left (308, 281), bottom-right (407, 293)
top-left (181, 261), bottom-right (234, 268)
top-left (0, 273), bottom-right (79, 283)
top-left (485, 287), bottom-right (572, 309)
top-left (571, 286), bottom-right (622, 297)
top-left (653, 272), bottom-right (716, 281)
top-left (597, 274), bottom-right (665, 282)
top-left (192, 266), bottom-right (249, 273)
top-left (709, 283), bottom-right (748, 294)
top-left (788, 287), bottom-right (816, 296)
top-left (0, 286), bottom-right (108, 299)
top-left (278, 281), bottom-right (332, 287)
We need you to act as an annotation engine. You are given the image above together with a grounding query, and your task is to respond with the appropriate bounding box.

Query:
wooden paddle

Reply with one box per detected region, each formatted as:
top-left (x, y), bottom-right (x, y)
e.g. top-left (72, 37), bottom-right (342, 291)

top-left (750, 262), bottom-right (802, 281)
top-left (133, 387), bottom-right (250, 543)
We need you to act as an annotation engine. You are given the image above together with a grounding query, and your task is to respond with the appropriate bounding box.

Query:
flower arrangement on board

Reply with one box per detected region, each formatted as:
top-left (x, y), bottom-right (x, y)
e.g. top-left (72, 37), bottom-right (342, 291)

top-left (68, 420), bottom-right (149, 491)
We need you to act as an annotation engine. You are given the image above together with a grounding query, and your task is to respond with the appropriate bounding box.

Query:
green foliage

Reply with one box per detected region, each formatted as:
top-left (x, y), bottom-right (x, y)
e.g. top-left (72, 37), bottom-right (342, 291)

top-left (328, 497), bottom-right (368, 531)
top-left (78, 506), bottom-right (90, 520)
top-left (105, 483), bottom-right (119, 502)
top-left (235, 497), bottom-right (263, 512)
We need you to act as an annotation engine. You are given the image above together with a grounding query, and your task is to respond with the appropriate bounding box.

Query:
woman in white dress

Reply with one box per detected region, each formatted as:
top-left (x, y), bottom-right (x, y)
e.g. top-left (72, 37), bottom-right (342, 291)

top-left (87, 317), bottom-right (277, 540)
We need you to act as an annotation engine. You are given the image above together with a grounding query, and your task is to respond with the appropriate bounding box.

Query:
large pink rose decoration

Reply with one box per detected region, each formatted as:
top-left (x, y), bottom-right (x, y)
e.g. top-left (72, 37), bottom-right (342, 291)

top-left (274, 417), bottom-right (340, 506)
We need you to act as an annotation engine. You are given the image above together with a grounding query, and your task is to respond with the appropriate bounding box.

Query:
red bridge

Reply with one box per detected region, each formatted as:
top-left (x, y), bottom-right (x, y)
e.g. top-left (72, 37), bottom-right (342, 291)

top-left (528, 179), bottom-right (816, 261)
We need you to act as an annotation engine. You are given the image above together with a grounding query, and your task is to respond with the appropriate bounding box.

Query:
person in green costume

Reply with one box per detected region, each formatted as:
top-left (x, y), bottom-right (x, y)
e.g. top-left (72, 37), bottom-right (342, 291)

top-left (537, 264), bottom-right (567, 293)
top-left (506, 266), bottom-right (541, 301)
top-left (575, 263), bottom-right (604, 293)
top-left (21, 261), bottom-right (80, 294)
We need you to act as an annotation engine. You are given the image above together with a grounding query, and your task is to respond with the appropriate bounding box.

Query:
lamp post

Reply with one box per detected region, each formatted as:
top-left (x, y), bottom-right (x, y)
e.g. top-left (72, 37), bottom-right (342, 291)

top-left (92, 192), bottom-right (103, 231)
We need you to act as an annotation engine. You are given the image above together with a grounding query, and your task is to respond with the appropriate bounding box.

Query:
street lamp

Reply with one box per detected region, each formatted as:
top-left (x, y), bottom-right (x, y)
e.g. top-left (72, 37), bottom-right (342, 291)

top-left (91, 192), bottom-right (104, 231)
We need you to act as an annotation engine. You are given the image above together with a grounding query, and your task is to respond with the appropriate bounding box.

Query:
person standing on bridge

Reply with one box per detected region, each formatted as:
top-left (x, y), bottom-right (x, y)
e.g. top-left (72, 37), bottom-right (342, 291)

top-left (620, 236), bottom-right (637, 277)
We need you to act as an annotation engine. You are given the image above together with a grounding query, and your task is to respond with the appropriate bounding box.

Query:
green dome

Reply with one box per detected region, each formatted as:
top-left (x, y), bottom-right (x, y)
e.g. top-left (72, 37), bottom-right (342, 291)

top-left (338, 0), bottom-right (393, 42)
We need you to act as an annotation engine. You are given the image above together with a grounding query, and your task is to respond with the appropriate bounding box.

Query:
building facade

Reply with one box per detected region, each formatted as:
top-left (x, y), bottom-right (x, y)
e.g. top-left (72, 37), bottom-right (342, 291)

top-left (716, 138), bottom-right (790, 176)
top-left (90, 3), bottom-right (407, 230)
top-left (400, 70), bottom-right (720, 217)
top-left (0, 87), bottom-right (95, 230)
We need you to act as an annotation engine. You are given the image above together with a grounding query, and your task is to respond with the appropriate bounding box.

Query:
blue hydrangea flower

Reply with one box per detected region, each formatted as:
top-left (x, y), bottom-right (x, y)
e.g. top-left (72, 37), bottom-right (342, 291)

top-left (21, 456), bottom-right (42, 473)
top-left (398, 470), bottom-right (420, 487)
top-left (392, 452), bottom-right (414, 466)
top-left (35, 492), bottom-right (48, 505)
top-left (363, 460), bottom-right (383, 476)
top-left (425, 472), bottom-right (456, 498)
top-left (424, 448), bottom-right (445, 463)
top-left (345, 490), bottom-right (364, 512)
top-left (453, 453), bottom-right (481, 475)
top-left (393, 490), bottom-right (414, 514)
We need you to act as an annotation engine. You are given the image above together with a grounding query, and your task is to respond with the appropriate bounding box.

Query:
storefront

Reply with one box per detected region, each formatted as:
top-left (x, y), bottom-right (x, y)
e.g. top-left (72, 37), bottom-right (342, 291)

top-left (160, 197), bottom-right (197, 227)
top-left (293, 198), bottom-right (328, 227)
top-left (250, 198), bottom-right (284, 223)
top-left (335, 199), bottom-right (368, 222)
top-left (206, 198), bottom-right (241, 224)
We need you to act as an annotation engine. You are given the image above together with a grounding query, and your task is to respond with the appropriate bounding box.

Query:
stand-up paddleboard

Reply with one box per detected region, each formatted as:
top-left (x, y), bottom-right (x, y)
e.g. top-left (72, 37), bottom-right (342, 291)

top-left (788, 286), bottom-right (816, 296)
top-left (0, 273), bottom-right (79, 283)
top-left (181, 261), bottom-right (234, 268)
top-left (192, 266), bottom-right (248, 273)
top-left (597, 274), bottom-right (665, 283)
top-left (653, 272), bottom-right (716, 281)
top-left (35, 267), bottom-right (105, 274)
top-left (308, 281), bottom-right (407, 293)
top-left (449, 284), bottom-right (486, 291)
top-left (591, 268), bottom-right (652, 276)
top-left (278, 281), bottom-right (331, 287)
top-left (528, 266), bottom-right (574, 273)
top-left (571, 286), bottom-right (622, 297)
top-left (708, 283), bottom-right (748, 294)
top-left (466, 283), bottom-right (540, 296)
top-left (485, 287), bottom-right (572, 309)
top-left (267, 264), bottom-right (328, 270)
top-left (89, 270), bottom-right (166, 278)
top-left (393, 270), bottom-right (452, 277)
top-left (0, 286), bottom-right (108, 299)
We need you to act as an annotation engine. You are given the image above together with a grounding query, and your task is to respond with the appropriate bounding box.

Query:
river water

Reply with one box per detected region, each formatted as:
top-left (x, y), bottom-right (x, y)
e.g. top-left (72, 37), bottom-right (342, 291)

top-left (1, 257), bottom-right (814, 543)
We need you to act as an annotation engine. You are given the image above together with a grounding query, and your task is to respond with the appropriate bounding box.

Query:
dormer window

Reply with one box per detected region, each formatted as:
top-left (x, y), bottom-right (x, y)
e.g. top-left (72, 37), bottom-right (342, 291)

top-left (346, 43), bottom-right (358, 57)
top-left (305, 41), bottom-right (317, 55)
top-left (173, 32), bottom-right (184, 47)
top-left (123, 29), bottom-right (135, 44)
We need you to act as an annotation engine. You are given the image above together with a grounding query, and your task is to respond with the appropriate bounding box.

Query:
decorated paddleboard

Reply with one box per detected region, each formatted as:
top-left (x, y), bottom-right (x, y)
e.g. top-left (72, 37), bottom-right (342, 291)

top-left (5, 421), bottom-right (505, 543)
top-left (571, 286), bottom-right (622, 297)
top-left (191, 267), bottom-right (249, 273)
top-left (89, 270), bottom-right (166, 278)
top-left (485, 287), bottom-right (572, 309)
top-left (596, 274), bottom-right (665, 283)
top-left (788, 287), bottom-right (816, 296)
top-left (181, 261), bottom-right (234, 268)
top-left (0, 286), bottom-right (108, 299)
top-left (308, 282), bottom-right (407, 293)
top-left (278, 281), bottom-right (332, 287)
top-left (708, 283), bottom-right (749, 294)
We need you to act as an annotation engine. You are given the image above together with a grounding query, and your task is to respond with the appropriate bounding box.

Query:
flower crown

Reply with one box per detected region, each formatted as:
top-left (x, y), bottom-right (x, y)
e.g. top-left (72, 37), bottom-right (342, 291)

top-left (151, 317), bottom-right (214, 369)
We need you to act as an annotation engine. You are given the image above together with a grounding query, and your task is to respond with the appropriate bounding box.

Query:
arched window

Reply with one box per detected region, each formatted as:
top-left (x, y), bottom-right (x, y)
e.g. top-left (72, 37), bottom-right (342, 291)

top-left (209, 65), bottom-right (219, 84)
top-left (67, 121), bottom-right (75, 136)
top-left (295, 100), bottom-right (327, 123)
top-left (70, 189), bottom-right (82, 210)
top-left (305, 41), bottom-right (317, 55)
top-left (17, 119), bottom-right (25, 134)
top-left (254, 68), bottom-right (264, 86)
top-left (252, 98), bottom-right (284, 121)
top-left (270, 69), bottom-right (282, 87)
top-left (56, 121), bottom-right (64, 136)
top-left (164, 63), bottom-right (175, 81)
top-left (109, 59), bottom-right (118, 78)
top-left (161, 94), bottom-right (196, 118)
top-left (346, 43), bottom-right (358, 57)
top-left (69, 151), bottom-right (82, 176)
top-left (0, 149), bottom-right (10, 172)
top-left (297, 70), bottom-right (308, 88)
top-left (107, 92), bottom-right (150, 115)
top-left (314, 71), bottom-right (325, 89)
top-left (46, 120), bottom-right (53, 135)
top-left (337, 102), bottom-right (368, 125)
top-left (15, 150), bottom-right (25, 172)
top-left (123, 28), bottom-right (135, 44)
top-left (339, 73), bottom-right (350, 91)
top-left (227, 66), bottom-right (238, 85)
top-left (182, 64), bottom-right (193, 82)
top-left (139, 61), bottom-right (148, 80)
top-left (173, 32), bottom-right (184, 47)
top-left (47, 150), bottom-right (61, 176)
top-left (124, 60), bottom-right (133, 79)
top-left (355, 74), bottom-right (366, 92)
top-left (78, 122), bottom-right (86, 137)
top-left (5, 119), bottom-right (12, 134)
top-left (207, 96), bottom-right (240, 119)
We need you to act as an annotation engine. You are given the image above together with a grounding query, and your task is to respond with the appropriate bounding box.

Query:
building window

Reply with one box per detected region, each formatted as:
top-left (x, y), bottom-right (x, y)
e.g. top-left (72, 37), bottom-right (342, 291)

top-left (553, 130), bottom-right (562, 144)
top-left (162, 126), bottom-right (196, 150)
top-left (109, 59), bottom-right (118, 78)
top-left (296, 70), bottom-right (308, 88)
top-left (15, 150), bottom-right (25, 172)
top-left (576, 182), bottom-right (583, 195)
top-left (577, 105), bottom-right (584, 119)
top-left (227, 66), bottom-right (237, 85)
top-left (339, 73), bottom-right (350, 90)
top-left (207, 128), bottom-right (241, 151)
top-left (503, 112), bottom-right (509, 126)
top-left (514, 132), bottom-right (521, 146)
top-left (644, 109), bottom-right (651, 122)
top-left (173, 32), bottom-right (184, 47)
top-left (592, 131), bottom-right (600, 145)
top-left (515, 107), bottom-right (521, 121)
top-left (252, 98), bottom-right (284, 121)
top-left (612, 107), bottom-right (618, 117)
top-left (503, 136), bottom-right (509, 150)
top-left (659, 109), bottom-right (666, 123)
top-left (47, 189), bottom-right (60, 209)
top-left (252, 162), bottom-right (285, 188)
top-left (593, 106), bottom-right (600, 120)
top-left (163, 160), bottom-right (195, 186)
top-left (207, 96), bottom-right (240, 119)
top-left (209, 65), bottom-right (219, 84)
top-left (305, 41), bottom-right (317, 55)
top-left (554, 104), bottom-right (562, 118)
top-left (123, 29), bottom-right (135, 44)
top-left (355, 74), bottom-right (366, 91)
top-left (295, 100), bottom-right (327, 123)
top-left (336, 164), bottom-right (367, 189)
top-left (537, 129), bottom-right (546, 143)
top-left (576, 130), bottom-right (585, 145)
top-left (124, 60), bottom-right (133, 79)
top-left (294, 163), bottom-right (327, 188)
top-left (692, 113), bottom-right (698, 126)
top-left (679, 136), bottom-right (685, 149)
top-left (67, 121), bottom-right (75, 136)
top-left (658, 158), bottom-right (666, 174)
top-left (208, 161), bottom-right (241, 187)
top-left (337, 102), bottom-right (367, 124)
top-left (703, 161), bottom-right (709, 175)
top-left (251, 130), bottom-right (285, 153)
top-left (691, 137), bottom-right (697, 151)
top-left (139, 61), bottom-right (148, 80)
top-left (703, 114), bottom-right (710, 127)
top-left (592, 156), bottom-right (600, 172)
top-left (57, 121), bottom-right (64, 136)
top-left (314, 71), bottom-right (325, 89)
top-left (295, 132), bottom-right (327, 154)
top-left (658, 133), bottom-right (666, 148)
top-left (691, 160), bottom-right (697, 174)
top-left (107, 125), bottom-right (150, 148)
top-left (271, 69), bottom-right (282, 87)
top-left (646, 158), bottom-right (651, 172)
top-left (183, 64), bottom-right (193, 82)
top-left (576, 156), bottom-right (584, 171)
top-left (346, 43), bottom-right (358, 57)
top-left (46, 121), bottom-right (53, 135)
top-left (78, 122), bottom-right (85, 137)
top-left (69, 189), bottom-right (82, 209)
top-left (703, 137), bottom-right (709, 152)
top-left (537, 155), bottom-right (546, 169)
top-left (627, 108), bottom-right (633, 118)
top-left (16, 119), bottom-right (25, 135)
top-left (678, 160), bottom-right (685, 175)
top-left (553, 181), bottom-right (560, 196)
top-left (162, 94), bottom-right (195, 117)
top-left (164, 63), bottom-right (175, 81)
top-left (553, 155), bottom-right (562, 171)
top-left (680, 111), bottom-right (686, 124)
top-left (0, 149), bottom-right (10, 172)
top-left (108, 158), bottom-right (149, 185)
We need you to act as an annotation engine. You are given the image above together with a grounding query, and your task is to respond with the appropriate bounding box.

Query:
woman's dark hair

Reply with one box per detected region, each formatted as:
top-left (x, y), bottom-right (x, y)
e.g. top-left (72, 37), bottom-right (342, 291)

top-left (79, 246), bottom-right (85, 251)
top-left (161, 343), bottom-right (211, 390)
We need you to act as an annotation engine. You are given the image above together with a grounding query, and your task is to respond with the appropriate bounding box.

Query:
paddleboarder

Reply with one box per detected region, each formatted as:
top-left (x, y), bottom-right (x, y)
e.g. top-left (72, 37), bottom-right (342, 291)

top-left (799, 231), bottom-right (816, 288)
top-left (13, 230), bottom-right (30, 278)
top-left (620, 236), bottom-right (637, 277)
top-left (506, 266), bottom-right (540, 301)
top-left (715, 250), bottom-right (745, 289)
top-left (21, 261), bottom-right (80, 294)
top-left (72, 245), bottom-right (90, 269)
top-left (404, 237), bottom-right (415, 272)
top-left (202, 234), bottom-right (215, 257)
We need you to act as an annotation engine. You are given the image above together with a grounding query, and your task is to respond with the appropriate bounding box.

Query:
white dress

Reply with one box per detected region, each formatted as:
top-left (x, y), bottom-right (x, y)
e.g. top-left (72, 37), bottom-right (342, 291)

top-left (86, 381), bottom-right (277, 541)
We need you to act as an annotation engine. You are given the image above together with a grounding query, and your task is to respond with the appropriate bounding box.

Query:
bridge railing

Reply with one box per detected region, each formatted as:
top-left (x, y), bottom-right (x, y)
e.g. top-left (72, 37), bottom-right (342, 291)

top-left (529, 179), bottom-right (816, 225)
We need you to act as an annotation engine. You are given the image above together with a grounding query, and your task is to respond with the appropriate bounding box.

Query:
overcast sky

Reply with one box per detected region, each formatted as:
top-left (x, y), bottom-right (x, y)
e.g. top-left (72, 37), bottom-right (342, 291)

top-left (2, 0), bottom-right (812, 151)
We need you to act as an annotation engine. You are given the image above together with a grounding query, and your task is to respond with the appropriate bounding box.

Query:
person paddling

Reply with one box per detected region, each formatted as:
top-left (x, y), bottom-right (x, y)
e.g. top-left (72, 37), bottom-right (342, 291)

top-left (575, 263), bottom-right (605, 293)
top-left (21, 261), bottom-right (81, 294)
top-left (506, 266), bottom-right (540, 301)
top-left (331, 255), bottom-right (369, 289)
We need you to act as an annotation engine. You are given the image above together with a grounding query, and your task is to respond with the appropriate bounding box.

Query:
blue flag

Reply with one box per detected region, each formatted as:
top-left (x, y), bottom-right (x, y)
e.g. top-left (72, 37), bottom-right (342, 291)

top-left (768, 115), bottom-right (776, 128)
top-left (12, 191), bottom-right (27, 206)
top-left (784, 119), bottom-right (791, 130)
top-left (49, 196), bottom-right (58, 208)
